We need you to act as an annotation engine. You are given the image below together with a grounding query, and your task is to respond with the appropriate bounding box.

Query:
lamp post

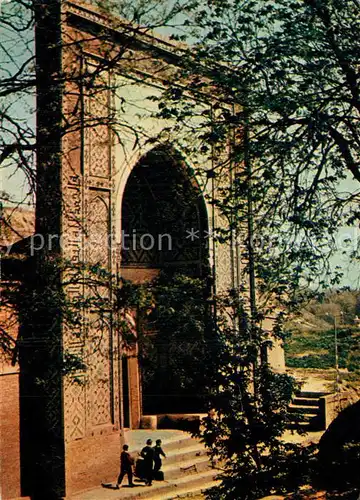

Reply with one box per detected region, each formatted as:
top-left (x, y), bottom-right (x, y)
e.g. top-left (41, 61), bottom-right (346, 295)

top-left (327, 311), bottom-right (343, 395)
top-left (333, 314), bottom-right (339, 395)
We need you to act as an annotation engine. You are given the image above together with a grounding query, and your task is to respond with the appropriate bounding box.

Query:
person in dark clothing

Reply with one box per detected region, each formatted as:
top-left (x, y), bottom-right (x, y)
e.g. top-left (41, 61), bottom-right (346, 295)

top-left (153, 439), bottom-right (166, 476)
top-left (116, 444), bottom-right (134, 488)
top-left (140, 438), bottom-right (155, 486)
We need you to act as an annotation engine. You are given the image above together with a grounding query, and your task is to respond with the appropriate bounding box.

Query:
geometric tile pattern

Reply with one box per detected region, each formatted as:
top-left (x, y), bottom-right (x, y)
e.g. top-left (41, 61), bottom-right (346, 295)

top-left (84, 75), bottom-right (110, 179)
top-left (62, 67), bottom-right (116, 441)
top-left (64, 376), bottom-right (86, 441)
top-left (83, 81), bottom-right (113, 425)
top-left (87, 317), bottom-right (112, 427)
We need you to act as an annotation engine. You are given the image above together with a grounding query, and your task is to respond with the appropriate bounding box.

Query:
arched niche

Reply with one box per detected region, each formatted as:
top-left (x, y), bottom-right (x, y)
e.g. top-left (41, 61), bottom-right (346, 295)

top-left (121, 145), bottom-right (209, 280)
top-left (120, 145), bottom-right (211, 415)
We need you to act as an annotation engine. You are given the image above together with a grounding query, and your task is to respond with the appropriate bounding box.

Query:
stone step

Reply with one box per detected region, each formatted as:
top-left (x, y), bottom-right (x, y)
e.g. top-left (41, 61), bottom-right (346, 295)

top-left (89, 470), bottom-right (219, 500)
top-left (295, 391), bottom-right (328, 399)
top-left (70, 458), bottom-right (217, 500)
top-left (69, 428), bottom-right (217, 500)
top-left (145, 479), bottom-right (222, 499)
top-left (161, 436), bottom-right (201, 453)
top-left (126, 469), bottom-right (220, 499)
top-left (289, 413), bottom-right (319, 423)
top-left (292, 397), bottom-right (321, 407)
top-left (165, 444), bottom-right (207, 466)
top-left (286, 421), bottom-right (313, 431)
top-left (287, 417), bottom-right (322, 431)
top-left (70, 467), bottom-right (219, 500)
top-left (132, 443), bottom-right (207, 469)
top-left (161, 454), bottom-right (211, 480)
top-left (126, 430), bottom-right (197, 455)
top-left (287, 390), bottom-right (326, 431)
top-left (127, 430), bottom-right (206, 469)
top-left (288, 405), bottom-right (320, 416)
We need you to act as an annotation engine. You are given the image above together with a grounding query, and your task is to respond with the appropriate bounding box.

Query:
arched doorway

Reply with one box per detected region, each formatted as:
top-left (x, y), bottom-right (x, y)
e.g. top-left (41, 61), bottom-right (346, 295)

top-left (121, 146), bottom-right (208, 278)
top-left (121, 146), bottom-right (210, 416)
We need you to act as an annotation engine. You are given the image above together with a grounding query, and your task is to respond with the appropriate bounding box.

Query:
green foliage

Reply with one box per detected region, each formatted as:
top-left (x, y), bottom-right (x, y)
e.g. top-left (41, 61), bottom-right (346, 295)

top-left (0, 256), bottom-right (144, 375)
top-left (154, 7), bottom-right (360, 492)
top-left (207, 442), bottom-right (317, 500)
top-left (285, 290), bottom-right (360, 371)
top-left (138, 271), bottom-right (212, 413)
top-left (191, 293), bottom-right (307, 500)
top-left (159, 0), bottom-right (360, 292)
top-left (285, 327), bottom-right (360, 371)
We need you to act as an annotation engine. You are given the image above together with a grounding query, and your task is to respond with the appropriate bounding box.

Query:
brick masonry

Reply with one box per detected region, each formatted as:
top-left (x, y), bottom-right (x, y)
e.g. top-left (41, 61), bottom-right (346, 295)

top-left (0, 372), bottom-right (21, 500)
top-left (65, 430), bottom-right (123, 495)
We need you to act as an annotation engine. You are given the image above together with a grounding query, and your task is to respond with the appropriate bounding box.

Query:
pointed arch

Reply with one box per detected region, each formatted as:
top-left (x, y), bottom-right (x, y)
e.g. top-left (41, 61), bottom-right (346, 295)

top-left (121, 145), bottom-right (209, 277)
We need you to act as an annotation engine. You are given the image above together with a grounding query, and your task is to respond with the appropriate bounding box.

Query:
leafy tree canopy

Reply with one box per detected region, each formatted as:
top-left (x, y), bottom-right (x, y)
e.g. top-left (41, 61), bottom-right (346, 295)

top-left (159, 0), bottom-right (360, 294)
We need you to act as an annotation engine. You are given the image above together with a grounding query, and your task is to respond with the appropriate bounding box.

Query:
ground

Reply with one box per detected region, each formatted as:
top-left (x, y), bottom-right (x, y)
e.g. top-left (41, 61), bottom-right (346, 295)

top-left (287, 367), bottom-right (360, 394)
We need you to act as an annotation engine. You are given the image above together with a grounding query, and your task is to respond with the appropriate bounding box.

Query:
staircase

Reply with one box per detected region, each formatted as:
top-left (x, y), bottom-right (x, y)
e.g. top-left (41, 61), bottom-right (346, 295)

top-left (287, 391), bottom-right (328, 431)
top-left (128, 432), bottom-right (220, 499)
top-left (70, 431), bottom-right (221, 500)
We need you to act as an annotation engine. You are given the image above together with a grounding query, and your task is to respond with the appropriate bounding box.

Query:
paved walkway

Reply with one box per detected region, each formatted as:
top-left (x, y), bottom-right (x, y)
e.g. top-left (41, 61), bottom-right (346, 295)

top-left (70, 481), bottom-right (171, 499)
top-left (287, 368), bottom-right (337, 393)
top-left (282, 429), bottom-right (324, 445)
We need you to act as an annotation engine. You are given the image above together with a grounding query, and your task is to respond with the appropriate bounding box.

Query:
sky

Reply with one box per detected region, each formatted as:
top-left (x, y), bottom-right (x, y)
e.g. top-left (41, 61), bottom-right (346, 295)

top-left (1, 0), bottom-right (35, 207)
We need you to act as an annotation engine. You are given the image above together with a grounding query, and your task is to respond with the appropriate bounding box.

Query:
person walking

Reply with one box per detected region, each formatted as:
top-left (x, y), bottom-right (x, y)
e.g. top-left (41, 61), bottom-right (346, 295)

top-left (140, 438), bottom-right (155, 486)
top-left (116, 444), bottom-right (134, 488)
top-left (153, 439), bottom-right (166, 478)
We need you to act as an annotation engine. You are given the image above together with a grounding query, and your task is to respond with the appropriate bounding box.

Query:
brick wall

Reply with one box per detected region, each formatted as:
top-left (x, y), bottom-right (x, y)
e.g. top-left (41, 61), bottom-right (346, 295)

top-left (0, 299), bottom-right (21, 499)
top-left (65, 430), bottom-right (123, 495)
top-left (0, 372), bottom-right (21, 499)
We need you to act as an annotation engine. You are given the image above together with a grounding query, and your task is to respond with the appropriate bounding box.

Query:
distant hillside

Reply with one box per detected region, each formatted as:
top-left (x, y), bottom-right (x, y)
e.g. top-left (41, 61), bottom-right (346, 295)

top-left (287, 290), bottom-right (360, 333)
top-left (285, 290), bottom-right (360, 372)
